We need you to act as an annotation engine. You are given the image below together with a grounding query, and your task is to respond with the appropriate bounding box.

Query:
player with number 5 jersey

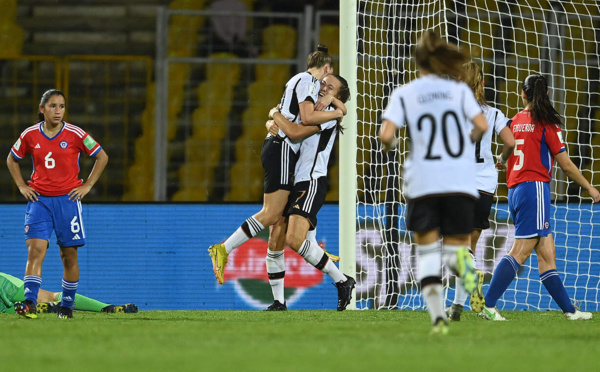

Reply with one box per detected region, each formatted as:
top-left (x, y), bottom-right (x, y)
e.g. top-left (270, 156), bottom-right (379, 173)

top-left (480, 74), bottom-right (600, 321)
top-left (6, 89), bottom-right (109, 319)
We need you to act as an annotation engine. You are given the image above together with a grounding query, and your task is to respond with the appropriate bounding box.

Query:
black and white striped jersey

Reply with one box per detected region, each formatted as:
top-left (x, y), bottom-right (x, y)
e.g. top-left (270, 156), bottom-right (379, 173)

top-left (294, 106), bottom-right (338, 183)
top-left (274, 71), bottom-right (320, 153)
top-left (382, 74), bottom-right (482, 199)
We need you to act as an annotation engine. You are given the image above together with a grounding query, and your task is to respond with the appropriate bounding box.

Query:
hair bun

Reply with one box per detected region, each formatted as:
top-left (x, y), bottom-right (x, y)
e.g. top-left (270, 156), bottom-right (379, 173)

top-left (317, 44), bottom-right (329, 53)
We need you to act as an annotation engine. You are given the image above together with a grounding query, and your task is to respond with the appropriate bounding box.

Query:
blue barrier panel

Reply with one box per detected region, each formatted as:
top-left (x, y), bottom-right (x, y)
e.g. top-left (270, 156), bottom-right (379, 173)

top-left (0, 203), bottom-right (597, 310)
top-left (0, 204), bottom-right (340, 310)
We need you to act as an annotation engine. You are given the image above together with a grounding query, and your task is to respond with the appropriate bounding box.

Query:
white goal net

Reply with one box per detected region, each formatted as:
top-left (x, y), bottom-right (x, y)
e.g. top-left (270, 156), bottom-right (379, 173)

top-left (352, 0), bottom-right (600, 311)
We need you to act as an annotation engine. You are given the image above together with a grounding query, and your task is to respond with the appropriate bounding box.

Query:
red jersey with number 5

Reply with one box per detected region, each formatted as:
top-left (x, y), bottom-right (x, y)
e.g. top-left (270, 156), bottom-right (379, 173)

top-left (506, 110), bottom-right (566, 188)
top-left (10, 122), bottom-right (102, 196)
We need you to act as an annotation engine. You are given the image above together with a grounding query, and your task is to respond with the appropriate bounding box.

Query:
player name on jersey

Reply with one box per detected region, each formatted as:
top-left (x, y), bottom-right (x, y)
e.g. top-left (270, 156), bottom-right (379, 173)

top-left (417, 91), bottom-right (453, 104)
top-left (512, 123), bottom-right (535, 132)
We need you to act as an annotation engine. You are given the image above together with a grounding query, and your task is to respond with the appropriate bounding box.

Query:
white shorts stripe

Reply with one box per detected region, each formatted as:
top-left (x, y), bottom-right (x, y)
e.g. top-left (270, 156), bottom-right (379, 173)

top-left (77, 199), bottom-right (86, 238)
top-left (536, 181), bottom-right (544, 231)
top-left (279, 142), bottom-right (286, 184)
top-left (303, 179), bottom-right (318, 213)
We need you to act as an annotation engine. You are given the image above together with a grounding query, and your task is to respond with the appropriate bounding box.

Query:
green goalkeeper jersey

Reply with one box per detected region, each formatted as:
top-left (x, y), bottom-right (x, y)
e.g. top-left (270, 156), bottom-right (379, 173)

top-left (0, 272), bottom-right (24, 313)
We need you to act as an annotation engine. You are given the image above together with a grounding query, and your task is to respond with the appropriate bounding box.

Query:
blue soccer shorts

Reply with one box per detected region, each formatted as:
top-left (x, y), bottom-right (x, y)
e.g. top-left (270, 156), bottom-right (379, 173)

top-left (508, 181), bottom-right (551, 238)
top-left (24, 194), bottom-right (86, 247)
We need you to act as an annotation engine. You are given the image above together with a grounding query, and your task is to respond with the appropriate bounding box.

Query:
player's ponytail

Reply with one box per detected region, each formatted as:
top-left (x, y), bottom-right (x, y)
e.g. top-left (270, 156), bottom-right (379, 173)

top-left (307, 44), bottom-right (334, 69)
top-left (460, 61), bottom-right (487, 106)
top-left (415, 31), bottom-right (469, 79)
top-left (38, 89), bottom-right (66, 122)
top-left (522, 74), bottom-right (563, 127)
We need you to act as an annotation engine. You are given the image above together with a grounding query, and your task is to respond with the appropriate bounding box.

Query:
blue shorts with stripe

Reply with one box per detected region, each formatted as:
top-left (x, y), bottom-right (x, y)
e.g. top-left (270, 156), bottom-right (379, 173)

top-left (24, 194), bottom-right (86, 247)
top-left (508, 181), bottom-right (551, 238)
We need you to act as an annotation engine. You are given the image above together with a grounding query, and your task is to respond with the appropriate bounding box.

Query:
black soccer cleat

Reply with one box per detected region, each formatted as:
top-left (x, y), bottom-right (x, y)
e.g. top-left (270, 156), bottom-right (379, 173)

top-left (57, 306), bottom-right (73, 319)
top-left (335, 275), bottom-right (356, 311)
top-left (101, 303), bottom-right (139, 313)
top-left (14, 299), bottom-right (38, 319)
top-left (446, 304), bottom-right (464, 322)
top-left (37, 301), bottom-right (60, 314)
top-left (265, 300), bottom-right (287, 311)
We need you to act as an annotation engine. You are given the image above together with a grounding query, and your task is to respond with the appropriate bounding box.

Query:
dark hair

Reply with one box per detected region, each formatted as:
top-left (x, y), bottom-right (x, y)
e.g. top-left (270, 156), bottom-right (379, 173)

top-left (522, 74), bottom-right (563, 127)
top-left (415, 31), bottom-right (469, 79)
top-left (460, 61), bottom-right (486, 106)
top-left (307, 44), bottom-right (334, 69)
top-left (324, 74), bottom-right (350, 135)
top-left (38, 89), bottom-right (66, 122)
top-left (331, 74), bottom-right (350, 103)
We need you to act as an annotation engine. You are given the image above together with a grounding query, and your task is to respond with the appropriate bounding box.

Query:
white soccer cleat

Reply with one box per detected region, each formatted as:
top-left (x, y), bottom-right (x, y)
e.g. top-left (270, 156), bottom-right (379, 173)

top-left (478, 306), bottom-right (507, 321)
top-left (564, 310), bottom-right (592, 320)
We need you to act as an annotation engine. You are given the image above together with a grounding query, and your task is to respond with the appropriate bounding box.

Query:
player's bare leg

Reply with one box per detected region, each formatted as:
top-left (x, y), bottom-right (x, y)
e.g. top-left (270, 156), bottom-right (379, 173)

top-left (15, 239), bottom-right (48, 318)
top-left (287, 215), bottom-right (354, 311)
top-left (210, 190), bottom-right (290, 284)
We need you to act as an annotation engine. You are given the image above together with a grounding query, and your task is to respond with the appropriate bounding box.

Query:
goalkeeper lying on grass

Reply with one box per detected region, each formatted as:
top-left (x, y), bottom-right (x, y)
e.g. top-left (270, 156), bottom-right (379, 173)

top-left (0, 272), bottom-right (137, 315)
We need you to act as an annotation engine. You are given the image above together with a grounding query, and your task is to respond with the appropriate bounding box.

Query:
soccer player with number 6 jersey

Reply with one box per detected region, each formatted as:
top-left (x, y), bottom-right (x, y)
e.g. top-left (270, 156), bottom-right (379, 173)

top-left (480, 74), bottom-right (600, 321)
top-left (6, 89), bottom-right (109, 319)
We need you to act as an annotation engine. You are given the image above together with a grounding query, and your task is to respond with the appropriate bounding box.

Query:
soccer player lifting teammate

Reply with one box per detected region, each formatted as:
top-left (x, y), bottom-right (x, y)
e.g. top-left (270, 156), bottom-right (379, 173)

top-left (6, 89), bottom-right (109, 319)
top-left (209, 45), bottom-right (356, 309)
top-left (479, 74), bottom-right (600, 321)
top-left (446, 61), bottom-right (515, 321)
top-left (379, 31), bottom-right (488, 334)
top-left (264, 73), bottom-right (353, 311)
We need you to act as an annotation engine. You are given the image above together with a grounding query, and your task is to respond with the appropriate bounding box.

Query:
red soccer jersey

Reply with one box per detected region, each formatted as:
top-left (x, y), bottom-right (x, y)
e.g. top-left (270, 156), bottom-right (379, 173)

top-left (506, 110), bottom-right (566, 188)
top-left (10, 122), bottom-right (103, 196)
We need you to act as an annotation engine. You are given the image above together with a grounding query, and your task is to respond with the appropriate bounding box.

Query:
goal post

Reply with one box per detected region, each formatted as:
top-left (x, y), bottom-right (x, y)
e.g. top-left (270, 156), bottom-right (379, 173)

top-left (339, 0), bottom-right (358, 310)
top-left (341, 0), bottom-right (600, 311)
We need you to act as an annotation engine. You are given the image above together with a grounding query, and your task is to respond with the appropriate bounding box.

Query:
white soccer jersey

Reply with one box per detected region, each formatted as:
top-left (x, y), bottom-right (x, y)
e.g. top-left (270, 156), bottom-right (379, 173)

top-left (273, 71), bottom-right (320, 153)
top-left (382, 74), bottom-right (482, 199)
top-left (475, 105), bottom-right (511, 193)
top-left (294, 107), bottom-right (338, 183)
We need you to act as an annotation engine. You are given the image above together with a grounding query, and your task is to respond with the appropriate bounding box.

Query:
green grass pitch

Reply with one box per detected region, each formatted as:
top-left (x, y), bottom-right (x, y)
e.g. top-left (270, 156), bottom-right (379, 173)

top-left (1, 310), bottom-right (598, 371)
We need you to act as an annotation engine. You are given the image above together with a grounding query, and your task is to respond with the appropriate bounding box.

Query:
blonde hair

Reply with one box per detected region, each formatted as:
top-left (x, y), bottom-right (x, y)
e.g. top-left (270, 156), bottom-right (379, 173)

top-left (414, 31), bottom-right (469, 79)
top-left (460, 61), bottom-right (487, 106)
top-left (307, 44), bottom-right (333, 69)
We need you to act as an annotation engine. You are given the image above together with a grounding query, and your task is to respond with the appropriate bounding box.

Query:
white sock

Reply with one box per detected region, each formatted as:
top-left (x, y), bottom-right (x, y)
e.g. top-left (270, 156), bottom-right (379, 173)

top-left (224, 216), bottom-right (264, 254)
top-left (416, 242), bottom-right (442, 280)
top-left (298, 239), bottom-right (345, 283)
top-left (322, 260), bottom-right (346, 283)
top-left (442, 244), bottom-right (462, 273)
top-left (416, 242), bottom-right (444, 324)
top-left (266, 249), bottom-right (285, 303)
top-left (422, 283), bottom-right (446, 324)
top-left (307, 228), bottom-right (318, 246)
top-left (453, 254), bottom-right (475, 306)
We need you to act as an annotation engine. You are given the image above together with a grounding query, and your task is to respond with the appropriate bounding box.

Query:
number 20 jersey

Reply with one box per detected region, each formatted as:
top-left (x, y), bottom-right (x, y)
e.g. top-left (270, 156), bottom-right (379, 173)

top-left (11, 122), bottom-right (103, 196)
top-left (382, 75), bottom-right (482, 199)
